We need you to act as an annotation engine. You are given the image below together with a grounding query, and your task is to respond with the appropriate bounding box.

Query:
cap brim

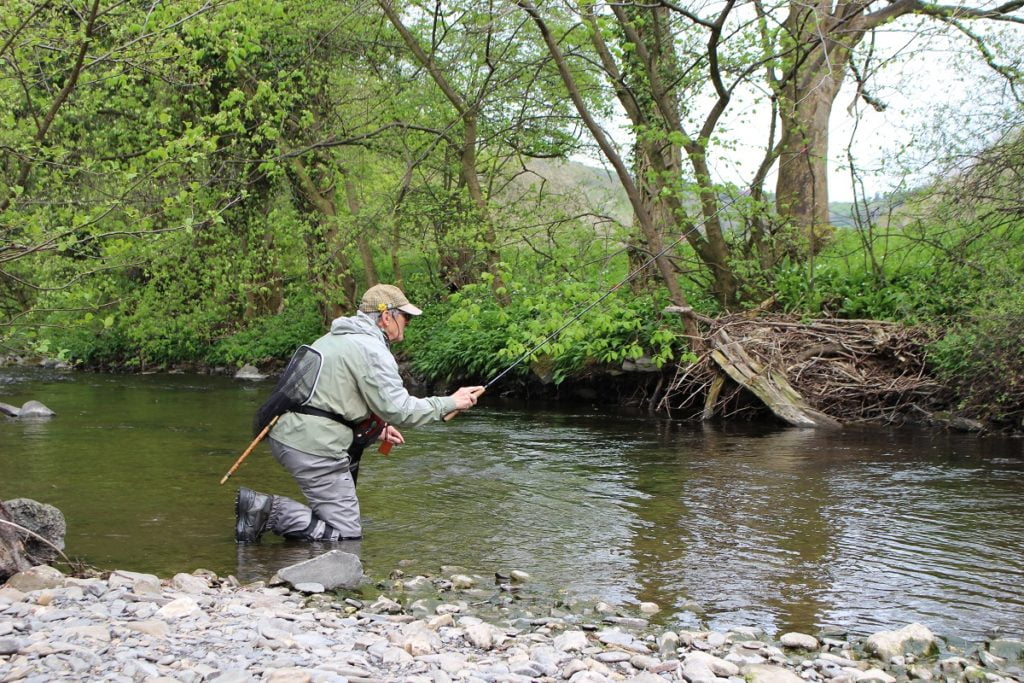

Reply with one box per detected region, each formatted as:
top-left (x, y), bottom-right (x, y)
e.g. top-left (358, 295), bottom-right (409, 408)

top-left (397, 303), bottom-right (423, 316)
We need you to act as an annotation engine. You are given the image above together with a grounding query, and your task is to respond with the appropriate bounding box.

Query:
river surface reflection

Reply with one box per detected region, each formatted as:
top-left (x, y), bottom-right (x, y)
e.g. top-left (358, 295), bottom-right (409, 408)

top-left (2, 368), bottom-right (1023, 640)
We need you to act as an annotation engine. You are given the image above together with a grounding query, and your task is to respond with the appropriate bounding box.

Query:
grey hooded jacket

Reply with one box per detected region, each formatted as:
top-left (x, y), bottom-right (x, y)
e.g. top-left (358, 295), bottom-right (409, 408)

top-left (269, 311), bottom-right (457, 458)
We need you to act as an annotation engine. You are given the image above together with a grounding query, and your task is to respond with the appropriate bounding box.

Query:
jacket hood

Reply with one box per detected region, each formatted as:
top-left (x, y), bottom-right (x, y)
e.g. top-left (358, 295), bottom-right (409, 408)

top-left (330, 311), bottom-right (386, 340)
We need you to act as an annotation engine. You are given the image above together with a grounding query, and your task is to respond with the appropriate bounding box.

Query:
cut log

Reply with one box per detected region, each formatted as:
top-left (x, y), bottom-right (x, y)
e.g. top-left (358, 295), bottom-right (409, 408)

top-left (703, 372), bottom-right (726, 421)
top-left (709, 329), bottom-right (841, 428)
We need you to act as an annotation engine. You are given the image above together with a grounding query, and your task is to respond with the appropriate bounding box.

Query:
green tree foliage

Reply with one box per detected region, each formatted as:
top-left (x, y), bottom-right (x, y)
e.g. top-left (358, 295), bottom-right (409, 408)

top-left (1, 0), bottom-right (1022, 430)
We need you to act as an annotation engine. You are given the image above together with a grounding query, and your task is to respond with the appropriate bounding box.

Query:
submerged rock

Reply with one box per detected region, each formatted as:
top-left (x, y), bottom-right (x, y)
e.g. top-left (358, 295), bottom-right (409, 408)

top-left (233, 364), bottom-right (267, 380)
top-left (10, 400), bottom-right (56, 418)
top-left (988, 638), bottom-right (1024, 663)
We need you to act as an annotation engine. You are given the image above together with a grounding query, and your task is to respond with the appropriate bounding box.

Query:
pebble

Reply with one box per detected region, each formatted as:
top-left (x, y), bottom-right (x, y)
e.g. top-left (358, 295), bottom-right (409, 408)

top-left (0, 566), bottom-right (1019, 683)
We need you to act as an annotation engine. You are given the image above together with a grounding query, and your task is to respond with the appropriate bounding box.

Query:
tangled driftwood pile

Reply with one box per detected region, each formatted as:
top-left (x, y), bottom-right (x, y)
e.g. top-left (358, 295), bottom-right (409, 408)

top-left (656, 313), bottom-right (947, 426)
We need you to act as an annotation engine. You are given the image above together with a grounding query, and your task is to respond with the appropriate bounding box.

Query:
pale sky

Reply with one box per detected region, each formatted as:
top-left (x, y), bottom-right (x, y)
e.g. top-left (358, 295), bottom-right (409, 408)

top-left (573, 17), bottom-right (1021, 205)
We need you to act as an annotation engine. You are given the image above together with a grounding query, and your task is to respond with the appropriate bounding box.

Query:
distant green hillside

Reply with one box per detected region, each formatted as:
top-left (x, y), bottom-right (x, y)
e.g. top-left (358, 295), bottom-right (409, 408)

top-left (518, 159), bottom-right (868, 231)
top-left (502, 159), bottom-right (633, 227)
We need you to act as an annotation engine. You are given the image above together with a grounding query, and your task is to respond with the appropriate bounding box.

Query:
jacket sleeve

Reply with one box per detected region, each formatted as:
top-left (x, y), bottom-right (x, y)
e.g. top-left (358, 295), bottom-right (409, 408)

top-left (353, 342), bottom-right (457, 427)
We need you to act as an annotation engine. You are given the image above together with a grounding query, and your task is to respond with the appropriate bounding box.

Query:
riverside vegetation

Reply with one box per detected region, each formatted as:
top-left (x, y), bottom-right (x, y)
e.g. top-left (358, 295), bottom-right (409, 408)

top-left (2, 1), bottom-right (1023, 430)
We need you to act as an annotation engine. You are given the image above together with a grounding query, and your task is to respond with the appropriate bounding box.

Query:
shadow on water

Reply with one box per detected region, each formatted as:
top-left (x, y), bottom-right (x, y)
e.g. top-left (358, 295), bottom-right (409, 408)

top-left (2, 368), bottom-right (1023, 640)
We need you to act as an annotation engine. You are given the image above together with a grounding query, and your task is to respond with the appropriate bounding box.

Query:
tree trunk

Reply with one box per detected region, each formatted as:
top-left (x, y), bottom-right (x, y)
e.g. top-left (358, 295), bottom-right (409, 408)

top-left (460, 115), bottom-right (510, 304)
top-left (290, 158), bottom-right (357, 322)
top-left (517, 0), bottom-right (702, 346)
top-left (378, 0), bottom-right (509, 304)
top-left (775, 62), bottom-right (843, 254)
top-left (342, 177), bottom-right (380, 288)
top-left (594, 3), bottom-right (741, 309)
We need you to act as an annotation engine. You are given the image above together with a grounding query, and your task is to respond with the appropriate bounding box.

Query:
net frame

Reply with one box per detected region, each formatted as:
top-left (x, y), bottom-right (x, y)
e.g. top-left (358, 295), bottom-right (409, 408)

top-left (252, 345), bottom-right (323, 435)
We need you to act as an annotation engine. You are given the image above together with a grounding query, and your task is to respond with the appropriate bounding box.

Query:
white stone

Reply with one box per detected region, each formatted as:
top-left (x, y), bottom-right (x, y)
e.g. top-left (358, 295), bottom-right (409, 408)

top-left (856, 669), bottom-right (897, 683)
top-left (401, 622), bottom-right (441, 656)
top-left (630, 673), bottom-right (670, 683)
top-left (172, 573), bottom-right (209, 594)
top-left (263, 668), bottom-right (313, 683)
top-left (434, 652), bottom-right (469, 673)
top-left (0, 586), bottom-right (28, 603)
top-left (686, 651), bottom-right (741, 677)
top-left (369, 596), bottom-right (402, 614)
top-left (62, 624), bottom-right (110, 642)
top-left (464, 621), bottom-right (496, 649)
top-left (781, 633), bottom-right (820, 651)
top-left (909, 665), bottom-right (934, 680)
top-left (639, 602), bottom-right (661, 614)
top-left (450, 574), bottom-right (476, 589)
top-left (562, 659), bottom-right (589, 679)
top-left (292, 583), bottom-right (325, 594)
top-left (435, 602), bottom-right (464, 615)
top-left (743, 663), bottom-right (808, 683)
top-left (707, 632), bottom-right (728, 648)
top-left (554, 630), bottom-right (589, 652)
top-left (864, 624), bottom-right (936, 663)
top-left (403, 576), bottom-right (433, 591)
top-left (108, 569), bottom-right (159, 590)
top-left (156, 596), bottom-right (202, 620)
top-left (382, 646), bottom-right (414, 665)
top-left (5, 565), bottom-right (65, 592)
top-left (631, 654), bottom-right (661, 670)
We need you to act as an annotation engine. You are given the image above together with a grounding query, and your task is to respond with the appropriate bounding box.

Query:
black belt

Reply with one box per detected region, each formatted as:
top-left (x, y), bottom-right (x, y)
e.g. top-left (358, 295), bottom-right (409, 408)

top-left (289, 405), bottom-right (386, 447)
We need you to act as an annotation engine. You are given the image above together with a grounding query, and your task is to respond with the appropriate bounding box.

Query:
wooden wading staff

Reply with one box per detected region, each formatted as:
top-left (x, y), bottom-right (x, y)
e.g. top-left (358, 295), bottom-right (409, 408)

top-left (219, 415), bottom-right (279, 485)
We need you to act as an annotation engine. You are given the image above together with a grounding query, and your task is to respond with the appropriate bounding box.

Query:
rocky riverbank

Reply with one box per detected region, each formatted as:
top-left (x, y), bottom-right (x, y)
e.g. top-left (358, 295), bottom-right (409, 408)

top-left (2, 564), bottom-right (1023, 683)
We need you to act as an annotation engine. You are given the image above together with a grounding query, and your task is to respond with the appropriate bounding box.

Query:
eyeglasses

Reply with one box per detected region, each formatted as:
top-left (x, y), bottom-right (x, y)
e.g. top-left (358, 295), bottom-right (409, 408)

top-left (395, 310), bottom-right (412, 324)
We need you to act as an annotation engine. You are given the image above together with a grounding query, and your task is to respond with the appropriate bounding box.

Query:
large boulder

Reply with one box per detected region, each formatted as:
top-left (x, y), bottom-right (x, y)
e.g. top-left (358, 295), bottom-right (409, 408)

top-left (273, 549), bottom-right (364, 590)
top-left (2, 498), bottom-right (66, 563)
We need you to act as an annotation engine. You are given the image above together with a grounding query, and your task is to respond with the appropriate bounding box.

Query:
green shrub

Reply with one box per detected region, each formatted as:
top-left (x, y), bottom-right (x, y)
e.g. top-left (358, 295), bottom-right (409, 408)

top-left (405, 275), bottom-right (694, 385)
top-left (928, 290), bottom-right (1024, 426)
top-left (207, 293), bottom-right (323, 366)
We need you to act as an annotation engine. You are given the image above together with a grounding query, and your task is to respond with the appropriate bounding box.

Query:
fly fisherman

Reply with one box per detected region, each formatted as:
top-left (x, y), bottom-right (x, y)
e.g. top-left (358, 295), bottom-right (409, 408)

top-left (235, 284), bottom-right (483, 543)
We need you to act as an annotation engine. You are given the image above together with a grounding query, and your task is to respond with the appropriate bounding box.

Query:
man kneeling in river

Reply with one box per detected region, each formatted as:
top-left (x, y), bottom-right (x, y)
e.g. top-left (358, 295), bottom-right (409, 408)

top-left (235, 284), bottom-right (482, 543)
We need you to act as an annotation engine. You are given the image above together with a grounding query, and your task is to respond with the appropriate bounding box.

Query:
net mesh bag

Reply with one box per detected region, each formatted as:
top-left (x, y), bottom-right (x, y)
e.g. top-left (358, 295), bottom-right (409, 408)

top-left (253, 345), bottom-right (323, 435)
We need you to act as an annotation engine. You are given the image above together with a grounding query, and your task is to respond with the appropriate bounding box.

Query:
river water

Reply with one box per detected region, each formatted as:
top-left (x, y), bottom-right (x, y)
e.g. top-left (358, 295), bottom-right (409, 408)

top-left (2, 368), bottom-right (1023, 641)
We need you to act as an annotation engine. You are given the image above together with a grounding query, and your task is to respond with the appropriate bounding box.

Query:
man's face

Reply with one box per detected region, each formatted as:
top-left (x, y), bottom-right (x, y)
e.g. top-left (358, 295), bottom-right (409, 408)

top-left (384, 309), bottom-right (411, 343)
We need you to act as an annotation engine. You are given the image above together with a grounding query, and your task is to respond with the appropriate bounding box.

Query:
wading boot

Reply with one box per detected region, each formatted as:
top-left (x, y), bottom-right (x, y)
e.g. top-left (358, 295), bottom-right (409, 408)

top-left (235, 487), bottom-right (273, 543)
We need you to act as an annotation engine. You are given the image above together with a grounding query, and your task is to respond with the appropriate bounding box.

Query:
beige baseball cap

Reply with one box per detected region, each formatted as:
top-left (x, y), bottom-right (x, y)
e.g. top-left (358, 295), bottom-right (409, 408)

top-left (358, 284), bottom-right (423, 316)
